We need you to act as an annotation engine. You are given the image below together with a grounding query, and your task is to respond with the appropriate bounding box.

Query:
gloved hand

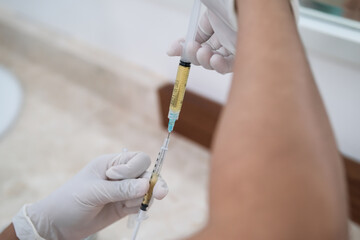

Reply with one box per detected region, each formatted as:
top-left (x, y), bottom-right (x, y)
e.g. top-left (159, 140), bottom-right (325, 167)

top-left (12, 152), bottom-right (168, 240)
top-left (167, 0), bottom-right (299, 74)
top-left (167, 0), bottom-right (237, 74)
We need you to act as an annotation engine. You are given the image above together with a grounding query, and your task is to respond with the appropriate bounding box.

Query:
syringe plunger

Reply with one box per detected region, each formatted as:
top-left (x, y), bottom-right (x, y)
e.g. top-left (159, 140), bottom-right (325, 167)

top-left (167, 0), bottom-right (201, 132)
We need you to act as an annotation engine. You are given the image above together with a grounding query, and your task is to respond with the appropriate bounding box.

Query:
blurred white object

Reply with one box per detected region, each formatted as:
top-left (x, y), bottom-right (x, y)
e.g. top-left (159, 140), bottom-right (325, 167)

top-left (0, 65), bottom-right (22, 138)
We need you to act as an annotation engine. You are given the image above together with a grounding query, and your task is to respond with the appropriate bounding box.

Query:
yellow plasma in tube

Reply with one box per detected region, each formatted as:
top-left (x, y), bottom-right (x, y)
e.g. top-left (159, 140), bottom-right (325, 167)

top-left (141, 173), bottom-right (159, 207)
top-left (169, 64), bottom-right (190, 113)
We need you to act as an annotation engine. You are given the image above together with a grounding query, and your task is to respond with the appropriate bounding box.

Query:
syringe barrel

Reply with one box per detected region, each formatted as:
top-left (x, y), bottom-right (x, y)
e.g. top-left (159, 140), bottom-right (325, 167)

top-left (168, 61), bottom-right (191, 132)
top-left (140, 172), bottom-right (158, 211)
top-left (140, 136), bottom-right (170, 211)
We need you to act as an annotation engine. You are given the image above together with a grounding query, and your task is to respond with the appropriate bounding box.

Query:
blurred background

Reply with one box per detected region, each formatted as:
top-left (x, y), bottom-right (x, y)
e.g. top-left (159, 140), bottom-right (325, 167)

top-left (0, 0), bottom-right (359, 239)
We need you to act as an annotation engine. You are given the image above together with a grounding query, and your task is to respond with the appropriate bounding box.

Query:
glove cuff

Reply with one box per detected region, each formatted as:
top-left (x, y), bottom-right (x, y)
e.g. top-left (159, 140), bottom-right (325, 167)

top-left (227, 0), bottom-right (238, 31)
top-left (229, 0), bottom-right (298, 25)
top-left (12, 204), bottom-right (46, 240)
top-left (226, 0), bottom-right (237, 31)
top-left (290, 0), bottom-right (300, 22)
top-left (203, 0), bottom-right (238, 31)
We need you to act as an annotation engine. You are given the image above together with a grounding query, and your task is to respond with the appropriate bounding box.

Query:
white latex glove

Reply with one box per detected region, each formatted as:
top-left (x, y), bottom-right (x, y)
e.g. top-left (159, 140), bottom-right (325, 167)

top-left (167, 0), bottom-right (299, 74)
top-left (167, 0), bottom-right (237, 74)
top-left (12, 152), bottom-right (168, 240)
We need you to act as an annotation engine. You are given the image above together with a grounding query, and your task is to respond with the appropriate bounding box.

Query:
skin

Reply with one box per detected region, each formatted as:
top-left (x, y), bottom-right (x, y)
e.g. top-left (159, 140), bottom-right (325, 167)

top-left (0, 1), bottom-right (348, 239)
top-left (0, 224), bottom-right (17, 240)
top-left (344, 0), bottom-right (360, 21)
top-left (188, 0), bottom-right (348, 240)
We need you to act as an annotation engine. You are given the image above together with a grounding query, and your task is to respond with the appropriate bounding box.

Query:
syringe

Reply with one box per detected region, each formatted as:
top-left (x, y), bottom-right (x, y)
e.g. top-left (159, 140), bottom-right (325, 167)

top-left (140, 133), bottom-right (170, 212)
top-left (131, 1), bottom-right (201, 239)
top-left (167, 0), bottom-right (202, 132)
top-left (131, 133), bottom-right (170, 240)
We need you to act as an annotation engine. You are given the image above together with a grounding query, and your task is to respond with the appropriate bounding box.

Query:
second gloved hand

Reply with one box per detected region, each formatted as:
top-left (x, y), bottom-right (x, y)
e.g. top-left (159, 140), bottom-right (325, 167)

top-left (167, 0), bottom-right (237, 74)
top-left (167, 0), bottom-right (298, 74)
top-left (14, 152), bottom-right (168, 240)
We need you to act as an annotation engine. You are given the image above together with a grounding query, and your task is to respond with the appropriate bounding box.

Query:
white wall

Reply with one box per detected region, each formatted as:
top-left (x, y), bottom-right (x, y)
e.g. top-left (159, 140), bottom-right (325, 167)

top-left (0, 0), bottom-right (359, 161)
top-left (0, 0), bottom-right (232, 104)
top-left (308, 52), bottom-right (360, 161)
top-left (298, 14), bottom-right (360, 161)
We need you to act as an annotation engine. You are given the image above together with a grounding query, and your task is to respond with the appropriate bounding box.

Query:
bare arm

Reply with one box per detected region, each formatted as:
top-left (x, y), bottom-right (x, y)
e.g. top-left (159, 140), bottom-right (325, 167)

top-left (190, 0), bottom-right (348, 239)
top-left (0, 224), bottom-right (18, 240)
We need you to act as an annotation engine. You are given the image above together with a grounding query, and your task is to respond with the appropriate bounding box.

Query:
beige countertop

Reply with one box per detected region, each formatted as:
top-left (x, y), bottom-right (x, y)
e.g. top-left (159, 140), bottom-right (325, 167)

top-left (0, 8), bottom-right (209, 240)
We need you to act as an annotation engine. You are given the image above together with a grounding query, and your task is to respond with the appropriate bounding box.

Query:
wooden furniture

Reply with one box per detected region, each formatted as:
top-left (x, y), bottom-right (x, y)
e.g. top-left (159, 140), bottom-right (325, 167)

top-left (159, 83), bottom-right (360, 225)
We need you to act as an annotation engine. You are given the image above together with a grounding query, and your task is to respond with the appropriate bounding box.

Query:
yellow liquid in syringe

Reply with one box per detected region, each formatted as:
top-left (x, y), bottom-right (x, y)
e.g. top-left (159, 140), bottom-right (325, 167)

top-left (141, 173), bottom-right (158, 209)
top-left (169, 62), bottom-right (190, 113)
